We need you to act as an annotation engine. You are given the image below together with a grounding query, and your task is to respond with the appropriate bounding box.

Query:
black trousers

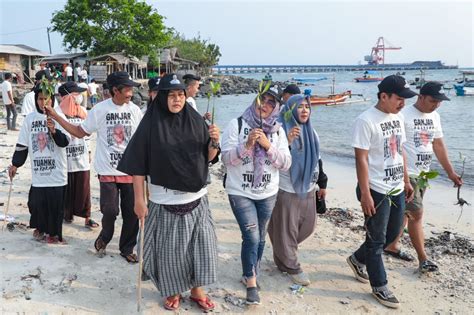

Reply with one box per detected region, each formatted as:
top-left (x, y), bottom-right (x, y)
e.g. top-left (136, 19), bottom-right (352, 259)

top-left (98, 181), bottom-right (138, 255)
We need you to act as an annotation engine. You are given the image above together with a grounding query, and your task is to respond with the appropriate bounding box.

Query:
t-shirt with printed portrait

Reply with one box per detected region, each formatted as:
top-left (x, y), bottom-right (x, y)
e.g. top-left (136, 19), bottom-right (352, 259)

top-left (17, 111), bottom-right (71, 187)
top-left (352, 106), bottom-right (406, 195)
top-left (80, 98), bottom-right (142, 176)
top-left (401, 105), bottom-right (443, 176)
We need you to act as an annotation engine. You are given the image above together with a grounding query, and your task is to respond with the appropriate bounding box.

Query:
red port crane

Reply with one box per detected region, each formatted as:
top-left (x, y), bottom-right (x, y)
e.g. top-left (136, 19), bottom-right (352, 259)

top-left (364, 37), bottom-right (401, 65)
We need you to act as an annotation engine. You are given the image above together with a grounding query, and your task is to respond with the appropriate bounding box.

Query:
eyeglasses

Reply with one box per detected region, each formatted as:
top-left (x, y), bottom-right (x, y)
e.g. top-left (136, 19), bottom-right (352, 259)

top-left (260, 96), bottom-right (277, 108)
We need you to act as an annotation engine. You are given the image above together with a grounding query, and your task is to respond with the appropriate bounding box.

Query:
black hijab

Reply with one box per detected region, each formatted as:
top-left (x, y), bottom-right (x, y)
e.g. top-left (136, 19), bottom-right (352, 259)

top-left (117, 89), bottom-right (211, 192)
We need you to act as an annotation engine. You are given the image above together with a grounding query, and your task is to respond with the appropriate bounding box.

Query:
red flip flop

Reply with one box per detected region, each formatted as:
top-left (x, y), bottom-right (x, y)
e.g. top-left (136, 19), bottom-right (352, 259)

top-left (190, 295), bottom-right (215, 312)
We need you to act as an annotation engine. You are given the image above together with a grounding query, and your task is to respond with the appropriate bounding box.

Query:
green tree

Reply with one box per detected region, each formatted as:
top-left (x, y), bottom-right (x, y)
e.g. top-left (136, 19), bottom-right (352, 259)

top-left (51, 0), bottom-right (171, 58)
top-left (170, 33), bottom-right (221, 74)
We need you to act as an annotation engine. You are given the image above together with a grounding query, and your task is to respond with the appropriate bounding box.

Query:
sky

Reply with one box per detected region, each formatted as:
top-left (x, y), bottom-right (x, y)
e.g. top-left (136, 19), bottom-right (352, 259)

top-left (1, 0), bottom-right (473, 67)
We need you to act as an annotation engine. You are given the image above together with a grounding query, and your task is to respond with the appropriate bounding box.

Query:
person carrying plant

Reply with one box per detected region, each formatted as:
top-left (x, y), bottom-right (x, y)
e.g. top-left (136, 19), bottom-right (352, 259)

top-left (384, 81), bottom-right (463, 273)
top-left (268, 94), bottom-right (327, 286)
top-left (221, 83), bottom-right (291, 305)
top-left (347, 75), bottom-right (416, 309)
top-left (8, 83), bottom-right (71, 244)
top-left (43, 71), bottom-right (143, 263)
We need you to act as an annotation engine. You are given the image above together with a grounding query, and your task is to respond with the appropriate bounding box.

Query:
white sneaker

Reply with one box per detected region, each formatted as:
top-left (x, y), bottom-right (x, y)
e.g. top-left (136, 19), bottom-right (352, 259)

top-left (289, 272), bottom-right (311, 286)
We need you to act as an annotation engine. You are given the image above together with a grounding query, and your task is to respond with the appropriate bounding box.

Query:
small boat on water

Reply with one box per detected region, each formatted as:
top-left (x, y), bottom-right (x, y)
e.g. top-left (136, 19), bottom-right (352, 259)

top-left (454, 71), bottom-right (474, 96)
top-left (292, 77), bottom-right (328, 83)
top-left (355, 70), bottom-right (383, 82)
top-left (309, 91), bottom-right (352, 106)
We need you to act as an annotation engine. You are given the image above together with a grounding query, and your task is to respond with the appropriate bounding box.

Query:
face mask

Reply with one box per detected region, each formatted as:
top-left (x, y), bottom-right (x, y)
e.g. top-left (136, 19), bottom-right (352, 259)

top-left (75, 94), bottom-right (83, 105)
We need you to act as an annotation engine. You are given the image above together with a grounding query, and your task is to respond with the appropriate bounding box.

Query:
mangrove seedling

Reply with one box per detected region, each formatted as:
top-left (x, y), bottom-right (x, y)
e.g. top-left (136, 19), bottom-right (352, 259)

top-left (455, 153), bottom-right (470, 222)
top-left (210, 81), bottom-right (221, 124)
top-left (256, 79), bottom-right (272, 128)
top-left (365, 187), bottom-right (402, 240)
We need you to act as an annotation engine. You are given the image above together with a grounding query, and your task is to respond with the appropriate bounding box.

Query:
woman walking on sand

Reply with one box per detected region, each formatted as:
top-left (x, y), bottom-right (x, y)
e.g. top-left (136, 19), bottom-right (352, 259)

top-left (8, 84), bottom-right (70, 244)
top-left (221, 85), bottom-right (291, 305)
top-left (55, 82), bottom-right (99, 229)
top-left (268, 94), bottom-right (328, 286)
top-left (117, 74), bottom-right (220, 312)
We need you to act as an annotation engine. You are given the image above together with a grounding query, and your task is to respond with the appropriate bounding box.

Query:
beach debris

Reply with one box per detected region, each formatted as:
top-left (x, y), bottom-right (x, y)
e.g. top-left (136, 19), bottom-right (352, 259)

top-left (426, 231), bottom-right (474, 257)
top-left (339, 299), bottom-right (351, 305)
top-left (325, 207), bottom-right (360, 228)
top-left (21, 267), bottom-right (42, 283)
top-left (5, 221), bottom-right (29, 232)
top-left (289, 284), bottom-right (305, 295)
top-left (223, 293), bottom-right (246, 308)
top-left (50, 273), bottom-right (78, 294)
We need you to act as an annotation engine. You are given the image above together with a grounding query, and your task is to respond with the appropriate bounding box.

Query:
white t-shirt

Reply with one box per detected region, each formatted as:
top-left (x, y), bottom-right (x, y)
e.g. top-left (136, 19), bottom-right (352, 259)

top-left (148, 180), bottom-right (207, 205)
top-left (80, 69), bottom-right (88, 80)
top-left (88, 82), bottom-right (99, 96)
top-left (1, 80), bottom-right (12, 105)
top-left (81, 98), bottom-right (142, 176)
top-left (78, 82), bottom-right (89, 108)
top-left (279, 130), bottom-right (320, 193)
top-left (54, 82), bottom-right (62, 95)
top-left (402, 105), bottom-right (443, 175)
top-left (55, 106), bottom-right (90, 172)
top-left (17, 111), bottom-right (71, 187)
top-left (186, 97), bottom-right (198, 111)
top-left (222, 118), bottom-right (290, 200)
top-left (22, 91), bottom-right (36, 116)
top-left (352, 106), bottom-right (406, 195)
top-left (66, 66), bottom-right (73, 76)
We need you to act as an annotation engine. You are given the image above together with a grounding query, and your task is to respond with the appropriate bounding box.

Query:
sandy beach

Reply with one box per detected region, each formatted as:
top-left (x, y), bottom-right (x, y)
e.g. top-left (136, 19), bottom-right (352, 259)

top-left (1, 116), bottom-right (473, 314)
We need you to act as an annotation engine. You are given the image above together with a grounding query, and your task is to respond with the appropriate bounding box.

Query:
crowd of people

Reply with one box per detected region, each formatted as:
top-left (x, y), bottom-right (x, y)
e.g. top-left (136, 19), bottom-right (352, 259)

top-left (4, 70), bottom-right (461, 310)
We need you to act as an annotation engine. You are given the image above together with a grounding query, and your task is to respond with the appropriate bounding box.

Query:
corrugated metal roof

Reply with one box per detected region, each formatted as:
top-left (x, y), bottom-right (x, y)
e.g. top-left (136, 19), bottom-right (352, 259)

top-left (0, 44), bottom-right (49, 56)
top-left (41, 53), bottom-right (87, 61)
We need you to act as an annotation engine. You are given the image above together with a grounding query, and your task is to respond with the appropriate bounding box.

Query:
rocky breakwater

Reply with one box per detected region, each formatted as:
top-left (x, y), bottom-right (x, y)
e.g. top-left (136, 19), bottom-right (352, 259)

top-left (198, 75), bottom-right (288, 97)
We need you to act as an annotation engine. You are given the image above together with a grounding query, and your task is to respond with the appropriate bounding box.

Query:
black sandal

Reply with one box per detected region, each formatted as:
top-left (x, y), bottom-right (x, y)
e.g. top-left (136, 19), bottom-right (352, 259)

top-left (120, 252), bottom-right (139, 264)
top-left (85, 219), bottom-right (99, 229)
top-left (419, 260), bottom-right (439, 273)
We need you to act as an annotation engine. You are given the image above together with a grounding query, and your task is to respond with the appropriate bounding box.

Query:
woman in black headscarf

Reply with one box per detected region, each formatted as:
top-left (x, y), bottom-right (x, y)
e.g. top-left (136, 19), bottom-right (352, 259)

top-left (118, 74), bottom-right (220, 312)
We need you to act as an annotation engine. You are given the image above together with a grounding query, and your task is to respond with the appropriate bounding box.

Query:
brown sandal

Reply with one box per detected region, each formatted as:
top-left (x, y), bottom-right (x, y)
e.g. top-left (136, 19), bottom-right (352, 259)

top-left (164, 294), bottom-right (181, 310)
top-left (120, 252), bottom-right (139, 264)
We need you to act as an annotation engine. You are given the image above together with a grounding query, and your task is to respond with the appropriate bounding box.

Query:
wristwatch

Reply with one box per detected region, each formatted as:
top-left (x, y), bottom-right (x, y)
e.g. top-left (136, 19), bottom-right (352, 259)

top-left (210, 140), bottom-right (220, 149)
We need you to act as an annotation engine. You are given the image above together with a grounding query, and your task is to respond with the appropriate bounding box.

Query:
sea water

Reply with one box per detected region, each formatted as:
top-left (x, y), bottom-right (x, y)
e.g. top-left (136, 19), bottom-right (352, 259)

top-left (196, 68), bottom-right (474, 186)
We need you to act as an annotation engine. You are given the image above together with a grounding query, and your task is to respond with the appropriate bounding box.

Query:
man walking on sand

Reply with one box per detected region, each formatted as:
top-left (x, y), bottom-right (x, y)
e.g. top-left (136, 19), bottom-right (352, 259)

top-left (1, 73), bottom-right (18, 131)
top-left (44, 71), bottom-right (143, 264)
top-left (384, 81), bottom-right (463, 273)
top-left (346, 75), bottom-right (415, 309)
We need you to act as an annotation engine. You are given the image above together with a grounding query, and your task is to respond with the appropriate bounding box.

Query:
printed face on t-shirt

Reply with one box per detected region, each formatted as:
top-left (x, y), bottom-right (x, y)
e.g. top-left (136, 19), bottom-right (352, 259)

top-left (37, 132), bottom-right (48, 153)
top-left (113, 124), bottom-right (125, 145)
top-left (419, 130), bottom-right (431, 146)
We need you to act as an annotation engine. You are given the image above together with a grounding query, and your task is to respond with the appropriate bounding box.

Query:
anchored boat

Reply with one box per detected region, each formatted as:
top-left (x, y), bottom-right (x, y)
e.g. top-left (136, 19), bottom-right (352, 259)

top-left (355, 70), bottom-right (383, 82)
top-left (454, 71), bottom-right (474, 96)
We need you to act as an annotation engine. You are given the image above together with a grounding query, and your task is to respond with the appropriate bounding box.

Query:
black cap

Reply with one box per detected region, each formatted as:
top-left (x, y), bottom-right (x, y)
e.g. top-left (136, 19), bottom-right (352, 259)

top-left (263, 84), bottom-right (282, 103)
top-left (157, 73), bottom-right (186, 91)
top-left (182, 73), bottom-right (201, 82)
top-left (378, 75), bottom-right (417, 98)
top-left (148, 77), bottom-right (160, 91)
top-left (58, 81), bottom-right (87, 96)
top-left (420, 81), bottom-right (450, 101)
top-left (35, 70), bottom-right (52, 81)
top-left (283, 84), bottom-right (301, 95)
top-left (106, 71), bottom-right (140, 88)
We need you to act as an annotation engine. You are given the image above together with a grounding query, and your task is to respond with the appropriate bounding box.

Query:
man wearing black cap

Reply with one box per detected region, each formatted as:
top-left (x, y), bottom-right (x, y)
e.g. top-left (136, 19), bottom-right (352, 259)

top-left (141, 77), bottom-right (160, 114)
top-left (384, 81), bottom-right (462, 273)
top-left (347, 75), bottom-right (416, 308)
top-left (22, 70), bottom-right (53, 117)
top-left (44, 71), bottom-right (143, 263)
top-left (281, 84), bottom-right (301, 104)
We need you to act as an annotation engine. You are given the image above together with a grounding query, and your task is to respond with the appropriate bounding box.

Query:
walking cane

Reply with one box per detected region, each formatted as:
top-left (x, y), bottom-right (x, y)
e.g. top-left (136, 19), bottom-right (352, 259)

top-left (3, 178), bottom-right (13, 231)
top-left (137, 181), bottom-right (147, 312)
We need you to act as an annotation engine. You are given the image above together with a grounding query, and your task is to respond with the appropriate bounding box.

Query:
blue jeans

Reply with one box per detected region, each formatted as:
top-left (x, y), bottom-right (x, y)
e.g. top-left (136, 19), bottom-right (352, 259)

top-left (228, 194), bottom-right (277, 278)
top-left (353, 185), bottom-right (405, 288)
